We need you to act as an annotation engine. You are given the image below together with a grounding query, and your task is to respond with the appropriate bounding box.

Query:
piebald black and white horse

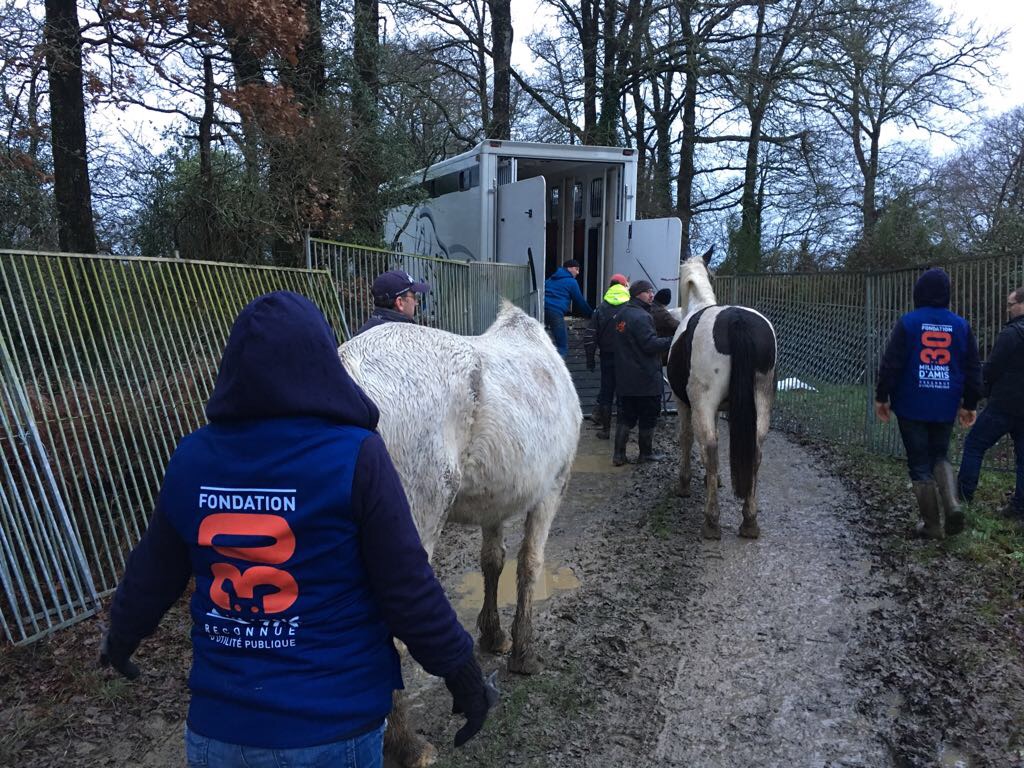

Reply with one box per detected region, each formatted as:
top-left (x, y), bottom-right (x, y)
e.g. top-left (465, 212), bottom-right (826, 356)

top-left (667, 251), bottom-right (777, 540)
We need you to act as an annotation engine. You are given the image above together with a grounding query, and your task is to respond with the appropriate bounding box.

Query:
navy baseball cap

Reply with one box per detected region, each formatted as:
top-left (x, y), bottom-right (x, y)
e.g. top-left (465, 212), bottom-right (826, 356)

top-left (371, 269), bottom-right (431, 302)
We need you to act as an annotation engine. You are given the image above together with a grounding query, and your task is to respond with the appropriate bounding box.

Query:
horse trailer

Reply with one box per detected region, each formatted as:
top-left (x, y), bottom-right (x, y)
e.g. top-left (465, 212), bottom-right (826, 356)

top-left (385, 141), bottom-right (683, 318)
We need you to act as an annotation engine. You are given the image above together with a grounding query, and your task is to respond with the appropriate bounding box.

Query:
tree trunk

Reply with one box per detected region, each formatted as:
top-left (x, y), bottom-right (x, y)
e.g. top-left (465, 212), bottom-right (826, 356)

top-left (488, 0), bottom-right (512, 139)
top-left (594, 0), bottom-right (620, 146)
top-left (736, 0), bottom-right (766, 274)
top-left (676, 1), bottom-right (698, 259)
top-left (284, 0), bottom-right (326, 111)
top-left (737, 111), bottom-right (763, 273)
top-left (43, 0), bottom-right (96, 253)
top-left (581, 0), bottom-right (599, 142)
top-left (351, 0), bottom-right (382, 242)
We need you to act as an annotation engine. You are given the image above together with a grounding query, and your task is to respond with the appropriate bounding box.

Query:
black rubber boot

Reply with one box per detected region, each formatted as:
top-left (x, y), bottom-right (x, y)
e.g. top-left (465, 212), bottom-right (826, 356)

top-left (637, 429), bottom-right (666, 462)
top-left (612, 424), bottom-right (630, 466)
top-left (933, 460), bottom-right (964, 535)
top-left (912, 480), bottom-right (943, 540)
top-left (596, 405), bottom-right (611, 440)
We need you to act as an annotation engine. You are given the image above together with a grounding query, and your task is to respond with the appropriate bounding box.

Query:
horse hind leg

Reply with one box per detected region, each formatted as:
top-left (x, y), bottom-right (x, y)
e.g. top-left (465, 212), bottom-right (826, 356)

top-left (739, 375), bottom-right (774, 539)
top-left (676, 400), bottom-right (693, 497)
top-left (507, 486), bottom-right (561, 675)
top-left (384, 690), bottom-right (437, 768)
top-left (738, 446), bottom-right (762, 539)
top-left (693, 405), bottom-right (721, 540)
top-left (477, 522), bottom-right (511, 654)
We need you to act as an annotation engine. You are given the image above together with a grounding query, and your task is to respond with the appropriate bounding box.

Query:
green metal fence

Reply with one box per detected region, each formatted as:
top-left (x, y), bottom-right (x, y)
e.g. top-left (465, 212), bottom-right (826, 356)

top-left (0, 250), bottom-right (341, 644)
top-left (715, 253), bottom-right (1024, 468)
top-left (306, 237), bottom-right (534, 337)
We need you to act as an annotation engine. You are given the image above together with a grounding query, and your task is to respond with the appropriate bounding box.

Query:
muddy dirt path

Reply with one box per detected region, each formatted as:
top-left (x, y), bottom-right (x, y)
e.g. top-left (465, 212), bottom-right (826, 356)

top-left (6, 418), bottom-right (1022, 767)
top-left (410, 421), bottom-right (897, 767)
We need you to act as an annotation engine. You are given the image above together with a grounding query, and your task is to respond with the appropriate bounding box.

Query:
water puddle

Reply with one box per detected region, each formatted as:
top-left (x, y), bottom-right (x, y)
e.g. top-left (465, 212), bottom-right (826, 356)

top-left (880, 690), bottom-right (904, 719)
top-left (938, 745), bottom-right (970, 767)
top-left (455, 560), bottom-right (581, 612)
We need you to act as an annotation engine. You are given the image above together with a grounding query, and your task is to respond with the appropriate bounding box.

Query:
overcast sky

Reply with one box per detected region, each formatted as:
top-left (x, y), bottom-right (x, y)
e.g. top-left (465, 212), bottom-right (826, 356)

top-left (94, 0), bottom-right (1023, 158)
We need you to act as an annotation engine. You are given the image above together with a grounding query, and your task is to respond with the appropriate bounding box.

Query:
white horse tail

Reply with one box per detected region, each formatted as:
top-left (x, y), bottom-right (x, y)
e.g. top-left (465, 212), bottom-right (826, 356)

top-left (727, 312), bottom-right (759, 500)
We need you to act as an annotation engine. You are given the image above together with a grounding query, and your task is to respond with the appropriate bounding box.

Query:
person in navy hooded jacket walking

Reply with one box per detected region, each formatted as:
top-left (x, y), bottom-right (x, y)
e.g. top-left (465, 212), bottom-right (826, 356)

top-left (874, 268), bottom-right (982, 539)
top-left (544, 259), bottom-right (592, 358)
top-left (100, 291), bottom-right (493, 768)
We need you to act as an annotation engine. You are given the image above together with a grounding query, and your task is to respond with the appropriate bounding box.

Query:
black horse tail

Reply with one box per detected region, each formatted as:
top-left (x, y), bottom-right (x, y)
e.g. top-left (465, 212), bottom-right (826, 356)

top-left (728, 313), bottom-right (758, 500)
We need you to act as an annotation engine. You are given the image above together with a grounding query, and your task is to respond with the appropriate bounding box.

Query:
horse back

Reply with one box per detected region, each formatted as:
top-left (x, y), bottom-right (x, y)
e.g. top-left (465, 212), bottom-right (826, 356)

top-left (667, 305), bottom-right (776, 407)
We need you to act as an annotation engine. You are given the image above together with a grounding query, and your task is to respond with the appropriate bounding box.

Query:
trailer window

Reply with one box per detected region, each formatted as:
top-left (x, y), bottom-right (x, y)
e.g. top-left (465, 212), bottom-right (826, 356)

top-left (589, 179), bottom-right (603, 218)
top-left (549, 187), bottom-right (560, 220)
top-left (573, 182), bottom-right (584, 220)
top-left (421, 167), bottom-right (478, 199)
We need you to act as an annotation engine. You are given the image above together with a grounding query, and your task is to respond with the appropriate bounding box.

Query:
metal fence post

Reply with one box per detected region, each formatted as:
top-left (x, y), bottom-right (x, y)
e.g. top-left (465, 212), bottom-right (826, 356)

top-left (863, 273), bottom-right (875, 451)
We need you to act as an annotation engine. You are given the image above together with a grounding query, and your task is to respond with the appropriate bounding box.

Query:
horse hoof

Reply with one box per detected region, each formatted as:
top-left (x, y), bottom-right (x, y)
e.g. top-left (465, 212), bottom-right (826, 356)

top-left (676, 483), bottom-right (691, 498)
top-left (738, 523), bottom-right (760, 539)
top-left (479, 633), bottom-right (513, 655)
top-left (507, 652), bottom-right (544, 675)
top-left (701, 522), bottom-right (722, 540)
top-left (385, 732), bottom-right (437, 768)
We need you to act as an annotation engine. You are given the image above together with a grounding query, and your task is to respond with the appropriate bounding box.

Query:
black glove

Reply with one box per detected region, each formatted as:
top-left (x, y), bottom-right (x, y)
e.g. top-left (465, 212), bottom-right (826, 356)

top-left (99, 631), bottom-right (141, 680)
top-left (444, 656), bottom-right (498, 747)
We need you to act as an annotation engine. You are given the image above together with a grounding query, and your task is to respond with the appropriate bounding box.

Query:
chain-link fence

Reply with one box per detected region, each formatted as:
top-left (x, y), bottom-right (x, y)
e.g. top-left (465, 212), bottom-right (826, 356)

top-left (307, 237), bottom-right (534, 337)
top-left (715, 253), bottom-right (1024, 469)
top-left (0, 250), bottom-right (341, 644)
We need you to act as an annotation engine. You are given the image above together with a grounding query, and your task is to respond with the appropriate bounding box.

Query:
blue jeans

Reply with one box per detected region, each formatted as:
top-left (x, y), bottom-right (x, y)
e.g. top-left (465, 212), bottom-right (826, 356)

top-left (544, 308), bottom-right (568, 358)
top-left (896, 417), bottom-right (953, 482)
top-left (958, 403), bottom-right (1024, 510)
top-left (185, 723), bottom-right (385, 768)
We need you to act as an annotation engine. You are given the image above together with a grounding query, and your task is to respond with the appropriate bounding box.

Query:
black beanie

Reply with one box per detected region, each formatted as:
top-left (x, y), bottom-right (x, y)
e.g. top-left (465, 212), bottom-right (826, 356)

top-left (653, 288), bottom-right (671, 306)
top-left (629, 280), bottom-right (654, 298)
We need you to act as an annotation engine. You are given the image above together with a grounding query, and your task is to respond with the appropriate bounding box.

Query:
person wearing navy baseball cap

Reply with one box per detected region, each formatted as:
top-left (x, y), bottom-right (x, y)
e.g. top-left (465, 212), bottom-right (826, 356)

top-left (355, 269), bottom-right (431, 336)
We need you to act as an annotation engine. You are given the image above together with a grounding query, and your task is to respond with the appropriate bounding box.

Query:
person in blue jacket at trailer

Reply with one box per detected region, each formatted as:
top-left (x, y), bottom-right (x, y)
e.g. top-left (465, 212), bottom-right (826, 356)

top-left (544, 259), bottom-right (593, 358)
top-left (874, 268), bottom-right (982, 539)
top-left (99, 291), bottom-right (494, 768)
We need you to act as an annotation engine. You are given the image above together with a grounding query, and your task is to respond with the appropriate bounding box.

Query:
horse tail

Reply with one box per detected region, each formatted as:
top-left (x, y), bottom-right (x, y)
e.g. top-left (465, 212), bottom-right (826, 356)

top-left (728, 313), bottom-right (757, 500)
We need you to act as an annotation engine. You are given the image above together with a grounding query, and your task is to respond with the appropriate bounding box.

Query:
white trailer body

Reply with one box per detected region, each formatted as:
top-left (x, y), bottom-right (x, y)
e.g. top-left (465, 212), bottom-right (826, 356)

top-left (385, 140), bottom-right (683, 319)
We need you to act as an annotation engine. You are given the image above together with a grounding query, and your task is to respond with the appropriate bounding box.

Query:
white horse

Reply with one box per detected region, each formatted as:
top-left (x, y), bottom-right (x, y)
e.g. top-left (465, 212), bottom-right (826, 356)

top-left (667, 252), bottom-right (777, 539)
top-left (339, 301), bottom-right (580, 766)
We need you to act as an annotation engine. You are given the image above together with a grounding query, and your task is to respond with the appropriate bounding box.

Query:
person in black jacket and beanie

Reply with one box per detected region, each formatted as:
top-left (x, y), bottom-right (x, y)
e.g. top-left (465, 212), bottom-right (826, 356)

top-left (611, 280), bottom-right (672, 465)
top-left (958, 285), bottom-right (1024, 519)
top-left (100, 292), bottom-right (494, 768)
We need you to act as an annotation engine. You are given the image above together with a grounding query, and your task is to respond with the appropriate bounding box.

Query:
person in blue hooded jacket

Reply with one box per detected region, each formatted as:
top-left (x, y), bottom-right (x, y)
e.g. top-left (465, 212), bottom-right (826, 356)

top-left (99, 291), bottom-right (493, 768)
top-left (544, 259), bottom-right (592, 358)
top-left (874, 268), bottom-right (982, 539)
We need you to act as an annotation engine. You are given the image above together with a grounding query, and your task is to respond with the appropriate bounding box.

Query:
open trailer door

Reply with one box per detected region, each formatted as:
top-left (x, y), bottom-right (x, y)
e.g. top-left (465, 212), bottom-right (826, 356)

top-left (611, 217), bottom-right (683, 304)
top-left (497, 176), bottom-right (546, 318)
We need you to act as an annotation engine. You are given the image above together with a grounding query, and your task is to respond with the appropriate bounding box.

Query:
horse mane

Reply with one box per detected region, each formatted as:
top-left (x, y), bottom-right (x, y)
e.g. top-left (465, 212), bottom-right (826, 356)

top-left (483, 300), bottom-right (547, 341)
top-left (679, 258), bottom-right (717, 311)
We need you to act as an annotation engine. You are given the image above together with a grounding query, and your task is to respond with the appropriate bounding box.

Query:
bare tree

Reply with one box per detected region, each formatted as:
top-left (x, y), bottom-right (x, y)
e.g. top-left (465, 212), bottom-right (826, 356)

top-left (44, 0), bottom-right (96, 253)
top-left (804, 0), bottom-right (1002, 241)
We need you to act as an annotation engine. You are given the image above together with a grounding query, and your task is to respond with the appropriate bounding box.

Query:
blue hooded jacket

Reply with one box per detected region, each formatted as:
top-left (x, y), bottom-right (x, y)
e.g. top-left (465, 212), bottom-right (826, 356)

top-left (109, 291), bottom-right (473, 748)
top-left (544, 267), bottom-right (593, 317)
top-left (875, 268), bottom-right (982, 422)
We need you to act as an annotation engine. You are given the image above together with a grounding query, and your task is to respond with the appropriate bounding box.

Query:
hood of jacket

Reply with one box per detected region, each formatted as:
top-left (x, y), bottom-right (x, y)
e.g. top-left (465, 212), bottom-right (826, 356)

top-left (602, 283), bottom-right (630, 305)
top-left (205, 291), bottom-right (379, 428)
top-left (913, 268), bottom-right (951, 309)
